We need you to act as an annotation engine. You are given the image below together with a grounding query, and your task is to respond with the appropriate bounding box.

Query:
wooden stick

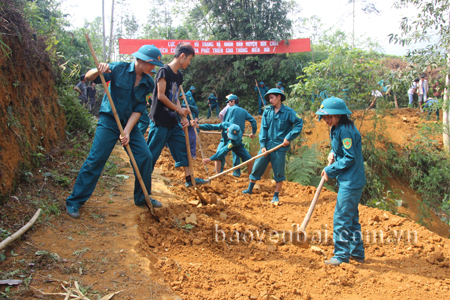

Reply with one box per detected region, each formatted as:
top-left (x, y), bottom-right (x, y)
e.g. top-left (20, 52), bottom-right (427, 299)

top-left (180, 86), bottom-right (210, 177)
top-left (84, 34), bottom-right (158, 221)
top-left (176, 89), bottom-right (208, 205)
top-left (0, 209), bottom-right (41, 251)
top-left (208, 143), bottom-right (284, 180)
top-left (200, 131), bottom-right (251, 137)
top-left (298, 161), bottom-right (332, 232)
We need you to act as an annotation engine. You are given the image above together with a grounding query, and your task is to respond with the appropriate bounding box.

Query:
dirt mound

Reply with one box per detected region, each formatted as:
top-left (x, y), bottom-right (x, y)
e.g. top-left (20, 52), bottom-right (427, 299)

top-left (135, 143), bottom-right (450, 299)
top-left (2, 109), bottom-right (449, 299)
top-left (0, 1), bottom-right (65, 200)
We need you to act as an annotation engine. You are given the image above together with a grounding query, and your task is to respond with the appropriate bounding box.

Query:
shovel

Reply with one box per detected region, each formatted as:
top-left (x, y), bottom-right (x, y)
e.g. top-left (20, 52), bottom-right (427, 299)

top-left (208, 143), bottom-right (284, 181)
top-left (200, 131), bottom-right (251, 137)
top-left (255, 79), bottom-right (267, 107)
top-left (85, 34), bottom-right (159, 222)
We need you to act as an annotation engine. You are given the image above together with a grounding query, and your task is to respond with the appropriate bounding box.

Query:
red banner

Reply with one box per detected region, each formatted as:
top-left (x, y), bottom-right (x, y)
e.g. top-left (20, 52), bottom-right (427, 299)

top-left (119, 38), bottom-right (310, 56)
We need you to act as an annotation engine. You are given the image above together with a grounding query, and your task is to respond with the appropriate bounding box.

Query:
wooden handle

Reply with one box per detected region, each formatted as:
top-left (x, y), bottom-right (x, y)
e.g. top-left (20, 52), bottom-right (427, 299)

top-left (298, 177), bottom-right (326, 232)
top-left (298, 161), bottom-right (332, 232)
top-left (84, 34), bottom-right (157, 218)
top-left (176, 87), bottom-right (207, 204)
top-left (208, 143), bottom-right (284, 180)
top-left (200, 131), bottom-right (251, 137)
top-left (180, 86), bottom-right (210, 177)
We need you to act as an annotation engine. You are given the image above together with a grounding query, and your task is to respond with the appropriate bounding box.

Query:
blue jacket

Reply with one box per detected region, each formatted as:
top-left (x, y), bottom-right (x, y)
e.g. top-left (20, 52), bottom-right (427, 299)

top-left (324, 123), bottom-right (366, 189)
top-left (223, 105), bottom-right (257, 138)
top-left (210, 139), bottom-right (245, 161)
top-left (199, 122), bottom-right (245, 161)
top-left (199, 122), bottom-right (232, 144)
top-left (255, 85), bottom-right (269, 100)
top-left (96, 62), bottom-right (154, 125)
top-left (184, 90), bottom-right (197, 108)
top-left (208, 95), bottom-right (218, 105)
top-left (259, 104), bottom-right (303, 152)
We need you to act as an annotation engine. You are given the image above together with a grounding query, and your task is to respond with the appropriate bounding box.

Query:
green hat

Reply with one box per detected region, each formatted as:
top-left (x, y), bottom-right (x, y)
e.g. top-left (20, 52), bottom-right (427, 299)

top-left (315, 97), bottom-right (352, 120)
top-left (259, 81), bottom-right (265, 85)
top-left (209, 93), bottom-right (215, 97)
top-left (227, 124), bottom-right (241, 141)
top-left (226, 94), bottom-right (238, 103)
top-left (277, 81), bottom-right (282, 86)
top-left (132, 45), bottom-right (164, 67)
top-left (190, 86), bottom-right (195, 91)
top-left (264, 88), bottom-right (286, 102)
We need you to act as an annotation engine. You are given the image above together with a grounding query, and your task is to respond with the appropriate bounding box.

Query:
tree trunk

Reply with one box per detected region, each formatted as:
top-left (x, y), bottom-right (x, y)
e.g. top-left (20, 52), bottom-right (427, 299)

top-left (102, 0), bottom-right (106, 61)
top-left (444, 63), bottom-right (449, 152)
top-left (444, 12), bottom-right (450, 152)
top-left (394, 93), bottom-right (399, 109)
top-left (108, 0), bottom-right (115, 62)
top-left (352, 0), bottom-right (355, 48)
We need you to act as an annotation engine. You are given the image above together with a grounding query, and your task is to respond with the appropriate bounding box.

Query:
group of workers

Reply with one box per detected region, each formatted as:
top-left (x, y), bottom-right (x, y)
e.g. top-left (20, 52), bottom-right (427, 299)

top-left (65, 42), bottom-right (367, 266)
top-left (408, 75), bottom-right (441, 120)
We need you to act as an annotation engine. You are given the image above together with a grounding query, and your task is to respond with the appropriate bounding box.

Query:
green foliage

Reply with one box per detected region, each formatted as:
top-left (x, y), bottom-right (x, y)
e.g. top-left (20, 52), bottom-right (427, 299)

top-left (0, 228), bottom-right (11, 240)
top-left (189, 0), bottom-right (293, 40)
top-left (439, 194), bottom-right (450, 226)
top-left (292, 46), bottom-right (386, 112)
top-left (286, 144), bottom-right (321, 186)
top-left (404, 123), bottom-right (450, 208)
top-left (57, 84), bottom-right (96, 134)
top-left (183, 52), bottom-right (315, 115)
top-left (367, 190), bottom-right (404, 215)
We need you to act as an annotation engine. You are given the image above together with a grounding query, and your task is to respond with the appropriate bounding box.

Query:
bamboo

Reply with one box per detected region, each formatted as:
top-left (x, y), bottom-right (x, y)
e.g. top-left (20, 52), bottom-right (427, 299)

top-left (208, 143), bottom-right (284, 180)
top-left (0, 209), bottom-right (41, 251)
top-left (84, 34), bottom-right (158, 221)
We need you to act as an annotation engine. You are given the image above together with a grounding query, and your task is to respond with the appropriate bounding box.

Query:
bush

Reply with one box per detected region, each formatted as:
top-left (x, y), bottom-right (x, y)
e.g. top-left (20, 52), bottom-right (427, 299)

top-left (57, 85), bottom-right (96, 134)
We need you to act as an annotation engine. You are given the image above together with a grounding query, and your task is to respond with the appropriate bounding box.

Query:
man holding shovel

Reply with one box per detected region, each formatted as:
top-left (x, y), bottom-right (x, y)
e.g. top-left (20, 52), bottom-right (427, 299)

top-left (255, 81), bottom-right (269, 115)
top-left (242, 88), bottom-right (303, 204)
top-left (316, 97), bottom-right (366, 266)
top-left (207, 93), bottom-right (219, 119)
top-left (222, 95), bottom-right (257, 177)
top-left (198, 123), bottom-right (253, 174)
top-left (146, 43), bottom-right (208, 188)
top-left (65, 45), bottom-right (164, 219)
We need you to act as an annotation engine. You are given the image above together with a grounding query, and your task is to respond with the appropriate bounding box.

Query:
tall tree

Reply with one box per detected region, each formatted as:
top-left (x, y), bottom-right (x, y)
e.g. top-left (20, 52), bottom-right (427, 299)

top-left (108, 0), bottom-right (115, 62)
top-left (390, 0), bottom-right (450, 152)
top-left (346, 0), bottom-right (380, 48)
top-left (102, 0), bottom-right (106, 61)
top-left (189, 0), bottom-right (294, 40)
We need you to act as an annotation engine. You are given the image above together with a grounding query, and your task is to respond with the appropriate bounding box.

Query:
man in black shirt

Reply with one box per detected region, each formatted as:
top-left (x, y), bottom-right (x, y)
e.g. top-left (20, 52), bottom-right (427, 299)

top-left (86, 82), bottom-right (97, 114)
top-left (147, 43), bottom-right (208, 187)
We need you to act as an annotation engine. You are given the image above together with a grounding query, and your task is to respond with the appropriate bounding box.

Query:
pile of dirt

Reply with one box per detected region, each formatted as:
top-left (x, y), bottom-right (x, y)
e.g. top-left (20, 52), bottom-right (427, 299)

top-left (134, 123), bottom-right (450, 298)
top-left (1, 109), bottom-right (449, 300)
top-left (0, 1), bottom-right (65, 200)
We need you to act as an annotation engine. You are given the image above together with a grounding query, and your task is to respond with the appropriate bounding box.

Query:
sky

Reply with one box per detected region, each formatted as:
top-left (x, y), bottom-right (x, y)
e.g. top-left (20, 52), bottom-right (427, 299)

top-left (59, 0), bottom-right (421, 56)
